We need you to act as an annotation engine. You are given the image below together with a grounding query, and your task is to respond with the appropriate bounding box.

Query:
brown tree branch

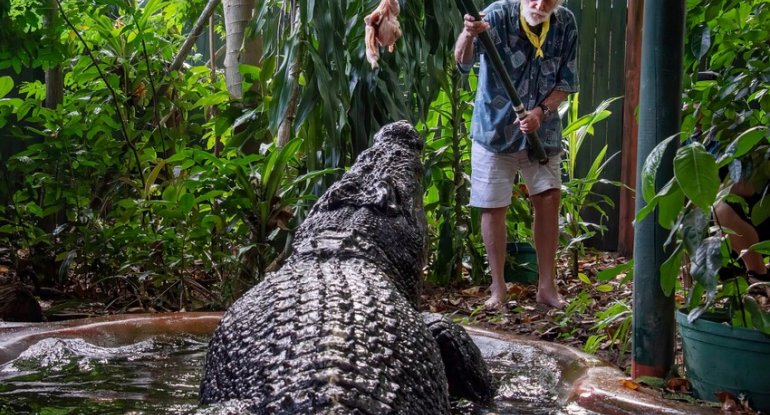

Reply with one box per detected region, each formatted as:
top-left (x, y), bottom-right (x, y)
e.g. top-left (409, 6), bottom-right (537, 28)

top-left (168, 0), bottom-right (221, 73)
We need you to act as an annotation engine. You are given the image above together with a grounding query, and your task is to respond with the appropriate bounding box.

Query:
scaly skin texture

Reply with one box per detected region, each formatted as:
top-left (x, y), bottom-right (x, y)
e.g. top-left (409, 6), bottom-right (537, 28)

top-left (422, 312), bottom-right (495, 403)
top-left (200, 121), bottom-right (454, 414)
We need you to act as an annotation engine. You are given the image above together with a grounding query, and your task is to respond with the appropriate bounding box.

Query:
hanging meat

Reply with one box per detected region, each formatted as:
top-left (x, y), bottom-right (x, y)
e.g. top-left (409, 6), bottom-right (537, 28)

top-left (364, 0), bottom-right (402, 69)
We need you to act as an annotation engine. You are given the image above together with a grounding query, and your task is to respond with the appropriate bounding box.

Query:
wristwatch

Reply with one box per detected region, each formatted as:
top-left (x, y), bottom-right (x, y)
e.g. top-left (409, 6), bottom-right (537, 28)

top-left (538, 102), bottom-right (552, 118)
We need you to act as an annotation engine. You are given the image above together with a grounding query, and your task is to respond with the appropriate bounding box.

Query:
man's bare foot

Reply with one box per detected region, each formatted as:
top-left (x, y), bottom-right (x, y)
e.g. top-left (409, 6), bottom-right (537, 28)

top-left (536, 288), bottom-right (566, 309)
top-left (485, 281), bottom-right (508, 310)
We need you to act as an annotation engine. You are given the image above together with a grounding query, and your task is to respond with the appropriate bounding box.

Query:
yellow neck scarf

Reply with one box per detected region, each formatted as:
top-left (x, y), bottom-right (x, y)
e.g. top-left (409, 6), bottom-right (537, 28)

top-left (519, 3), bottom-right (550, 59)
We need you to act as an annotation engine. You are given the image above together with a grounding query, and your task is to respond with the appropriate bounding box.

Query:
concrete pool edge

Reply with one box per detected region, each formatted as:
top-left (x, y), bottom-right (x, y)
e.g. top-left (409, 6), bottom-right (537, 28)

top-left (0, 312), bottom-right (718, 414)
top-left (0, 312), bottom-right (224, 365)
top-left (463, 326), bottom-right (719, 415)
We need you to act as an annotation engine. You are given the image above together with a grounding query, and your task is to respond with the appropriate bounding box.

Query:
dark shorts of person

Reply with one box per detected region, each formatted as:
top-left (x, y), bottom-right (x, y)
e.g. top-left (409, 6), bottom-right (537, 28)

top-left (726, 193), bottom-right (770, 242)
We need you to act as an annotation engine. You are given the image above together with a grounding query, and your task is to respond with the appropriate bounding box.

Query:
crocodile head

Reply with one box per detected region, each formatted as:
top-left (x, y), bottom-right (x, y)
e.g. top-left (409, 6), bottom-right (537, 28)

top-left (292, 120), bottom-right (426, 305)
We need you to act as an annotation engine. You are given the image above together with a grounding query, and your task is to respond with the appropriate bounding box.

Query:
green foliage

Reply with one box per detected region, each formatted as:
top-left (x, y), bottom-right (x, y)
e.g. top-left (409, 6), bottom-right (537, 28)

top-left (0, 0), bottom-right (63, 74)
top-left (682, 0), bottom-right (770, 148)
top-left (0, 0), bottom-right (624, 316)
top-left (0, 0), bottom-right (470, 310)
top-left (557, 261), bottom-right (633, 365)
top-left (584, 300), bottom-right (632, 365)
top-left (420, 68), bottom-right (486, 285)
top-left (0, 0), bottom-right (331, 310)
top-left (506, 182), bottom-right (533, 243)
top-left (739, 290), bottom-right (770, 334)
top-left (254, 0), bottom-right (463, 169)
top-left (639, 0), bottom-right (770, 329)
top-left (559, 94), bottom-right (622, 276)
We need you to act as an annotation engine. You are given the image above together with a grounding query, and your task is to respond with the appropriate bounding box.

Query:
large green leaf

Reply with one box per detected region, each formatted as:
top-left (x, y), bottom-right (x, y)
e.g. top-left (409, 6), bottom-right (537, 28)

top-left (689, 235), bottom-right (722, 298)
top-left (748, 240), bottom-right (770, 256)
top-left (596, 259), bottom-right (633, 282)
top-left (717, 126), bottom-right (768, 165)
top-left (660, 246), bottom-right (683, 296)
top-left (0, 76), bottom-right (13, 98)
top-left (681, 207), bottom-right (708, 256)
top-left (742, 295), bottom-right (770, 334)
top-left (690, 24), bottom-right (711, 59)
top-left (657, 186), bottom-right (685, 230)
top-left (674, 143), bottom-right (719, 212)
top-left (266, 38), bottom-right (299, 135)
top-left (704, 0), bottom-right (723, 22)
top-left (641, 135), bottom-right (677, 203)
top-left (144, 160), bottom-right (167, 198)
top-left (262, 138), bottom-right (303, 221)
top-left (635, 177), bottom-right (678, 224)
top-left (751, 197), bottom-right (770, 226)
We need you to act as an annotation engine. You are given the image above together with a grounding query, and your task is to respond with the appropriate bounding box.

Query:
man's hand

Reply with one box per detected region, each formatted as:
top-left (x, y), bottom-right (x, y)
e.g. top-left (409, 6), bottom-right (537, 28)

top-left (516, 107), bottom-right (545, 134)
top-left (455, 13), bottom-right (488, 65)
top-left (462, 13), bottom-right (489, 37)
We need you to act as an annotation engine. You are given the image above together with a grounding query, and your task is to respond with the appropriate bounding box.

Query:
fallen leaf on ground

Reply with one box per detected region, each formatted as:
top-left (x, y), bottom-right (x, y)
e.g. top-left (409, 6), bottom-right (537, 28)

top-left (507, 284), bottom-right (527, 295)
top-left (715, 391), bottom-right (757, 414)
top-left (462, 286), bottom-right (484, 296)
top-left (665, 377), bottom-right (690, 393)
top-left (620, 379), bottom-right (640, 390)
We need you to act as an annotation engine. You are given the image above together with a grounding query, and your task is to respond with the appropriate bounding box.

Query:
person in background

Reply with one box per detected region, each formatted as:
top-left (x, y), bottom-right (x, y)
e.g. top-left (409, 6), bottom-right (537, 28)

top-left (454, 0), bottom-right (578, 309)
top-left (714, 180), bottom-right (770, 284)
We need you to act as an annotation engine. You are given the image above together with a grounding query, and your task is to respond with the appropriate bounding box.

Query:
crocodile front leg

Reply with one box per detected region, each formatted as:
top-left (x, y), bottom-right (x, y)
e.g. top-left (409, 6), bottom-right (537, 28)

top-left (422, 312), bottom-right (496, 403)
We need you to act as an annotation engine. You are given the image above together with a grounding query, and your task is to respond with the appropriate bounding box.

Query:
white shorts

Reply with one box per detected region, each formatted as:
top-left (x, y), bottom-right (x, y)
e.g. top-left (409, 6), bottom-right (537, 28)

top-left (469, 141), bottom-right (562, 208)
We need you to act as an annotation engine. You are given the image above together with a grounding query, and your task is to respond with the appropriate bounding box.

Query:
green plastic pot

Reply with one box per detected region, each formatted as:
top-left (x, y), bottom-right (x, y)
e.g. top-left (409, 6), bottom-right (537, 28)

top-left (676, 309), bottom-right (770, 411)
top-left (504, 242), bottom-right (538, 284)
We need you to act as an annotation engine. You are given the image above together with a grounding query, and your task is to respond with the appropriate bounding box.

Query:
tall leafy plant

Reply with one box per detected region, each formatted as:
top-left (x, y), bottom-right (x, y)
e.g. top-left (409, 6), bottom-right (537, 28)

top-left (559, 94), bottom-right (623, 277)
top-left (420, 67), bottom-right (486, 285)
top-left (253, 0), bottom-right (463, 176)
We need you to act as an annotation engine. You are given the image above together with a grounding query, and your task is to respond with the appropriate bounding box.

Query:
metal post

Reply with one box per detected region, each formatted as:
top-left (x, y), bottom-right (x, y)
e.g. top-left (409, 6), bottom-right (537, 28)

top-left (632, 0), bottom-right (685, 378)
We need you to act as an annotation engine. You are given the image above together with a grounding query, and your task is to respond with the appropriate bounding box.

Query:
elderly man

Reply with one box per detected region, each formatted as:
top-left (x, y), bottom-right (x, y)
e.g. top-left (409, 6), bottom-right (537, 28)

top-left (454, 0), bottom-right (579, 309)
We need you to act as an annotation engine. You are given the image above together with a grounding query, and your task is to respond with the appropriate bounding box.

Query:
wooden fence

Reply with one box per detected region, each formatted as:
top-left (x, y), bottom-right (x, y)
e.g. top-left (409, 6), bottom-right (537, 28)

top-left (564, 0), bottom-right (630, 252)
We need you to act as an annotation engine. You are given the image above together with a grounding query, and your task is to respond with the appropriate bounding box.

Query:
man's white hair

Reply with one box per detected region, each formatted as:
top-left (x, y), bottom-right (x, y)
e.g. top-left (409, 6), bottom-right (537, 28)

top-left (521, 0), bottom-right (565, 26)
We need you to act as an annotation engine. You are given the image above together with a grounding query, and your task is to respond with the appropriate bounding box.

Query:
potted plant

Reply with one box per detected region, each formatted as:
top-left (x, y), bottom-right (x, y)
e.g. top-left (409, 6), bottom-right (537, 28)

top-left (635, 2), bottom-right (770, 408)
top-left (638, 89), bottom-right (770, 412)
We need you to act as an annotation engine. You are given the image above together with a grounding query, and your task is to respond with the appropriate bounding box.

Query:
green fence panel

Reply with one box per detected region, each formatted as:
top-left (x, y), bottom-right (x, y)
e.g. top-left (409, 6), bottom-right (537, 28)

top-left (564, 0), bottom-right (627, 251)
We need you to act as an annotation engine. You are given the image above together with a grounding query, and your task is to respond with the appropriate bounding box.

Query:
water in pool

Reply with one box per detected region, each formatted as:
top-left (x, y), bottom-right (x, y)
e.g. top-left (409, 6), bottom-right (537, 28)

top-left (0, 335), bottom-right (596, 414)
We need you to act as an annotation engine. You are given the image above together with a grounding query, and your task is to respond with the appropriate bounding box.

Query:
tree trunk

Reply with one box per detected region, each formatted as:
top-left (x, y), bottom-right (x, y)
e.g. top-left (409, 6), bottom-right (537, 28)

top-left (223, 0), bottom-right (262, 99)
top-left (276, 4), bottom-right (301, 147)
top-left (44, 0), bottom-right (62, 109)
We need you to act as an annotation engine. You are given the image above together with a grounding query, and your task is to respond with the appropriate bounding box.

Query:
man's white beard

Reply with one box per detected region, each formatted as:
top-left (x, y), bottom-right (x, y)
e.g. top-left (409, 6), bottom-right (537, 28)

top-left (522, 5), bottom-right (552, 26)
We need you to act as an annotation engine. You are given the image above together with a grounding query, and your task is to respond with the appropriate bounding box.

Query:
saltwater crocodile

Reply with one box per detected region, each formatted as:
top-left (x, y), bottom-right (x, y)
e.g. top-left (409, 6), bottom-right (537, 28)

top-left (200, 120), bottom-right (495, 413)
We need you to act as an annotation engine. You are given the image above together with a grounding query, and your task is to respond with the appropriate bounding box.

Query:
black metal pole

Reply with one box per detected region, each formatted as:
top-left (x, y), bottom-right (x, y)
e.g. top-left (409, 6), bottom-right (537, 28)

top-left (456, 0), bottom-right (549, 164)
top-left (632, 0), bottom-right (685, 378)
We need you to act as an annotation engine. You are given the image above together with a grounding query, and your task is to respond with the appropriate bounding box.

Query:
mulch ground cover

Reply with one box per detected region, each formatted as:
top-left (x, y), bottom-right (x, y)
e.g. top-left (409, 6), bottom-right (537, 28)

top-left (420, 250), bottom-right (634, 370)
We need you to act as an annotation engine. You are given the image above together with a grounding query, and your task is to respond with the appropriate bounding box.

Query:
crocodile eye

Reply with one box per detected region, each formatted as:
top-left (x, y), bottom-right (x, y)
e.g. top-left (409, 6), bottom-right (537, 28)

top-left (372, 178), bottom-right (400, 215)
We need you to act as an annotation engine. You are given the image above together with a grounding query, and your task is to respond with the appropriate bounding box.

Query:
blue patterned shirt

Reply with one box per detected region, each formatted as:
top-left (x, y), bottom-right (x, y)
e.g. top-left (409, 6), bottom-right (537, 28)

top-left (459, 0), bottom-right (579, 156)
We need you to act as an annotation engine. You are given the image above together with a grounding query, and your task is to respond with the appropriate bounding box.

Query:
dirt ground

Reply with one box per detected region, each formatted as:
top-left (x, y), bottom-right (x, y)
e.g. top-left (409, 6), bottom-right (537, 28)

top-left (420, 250), bottom-right (636, 371)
